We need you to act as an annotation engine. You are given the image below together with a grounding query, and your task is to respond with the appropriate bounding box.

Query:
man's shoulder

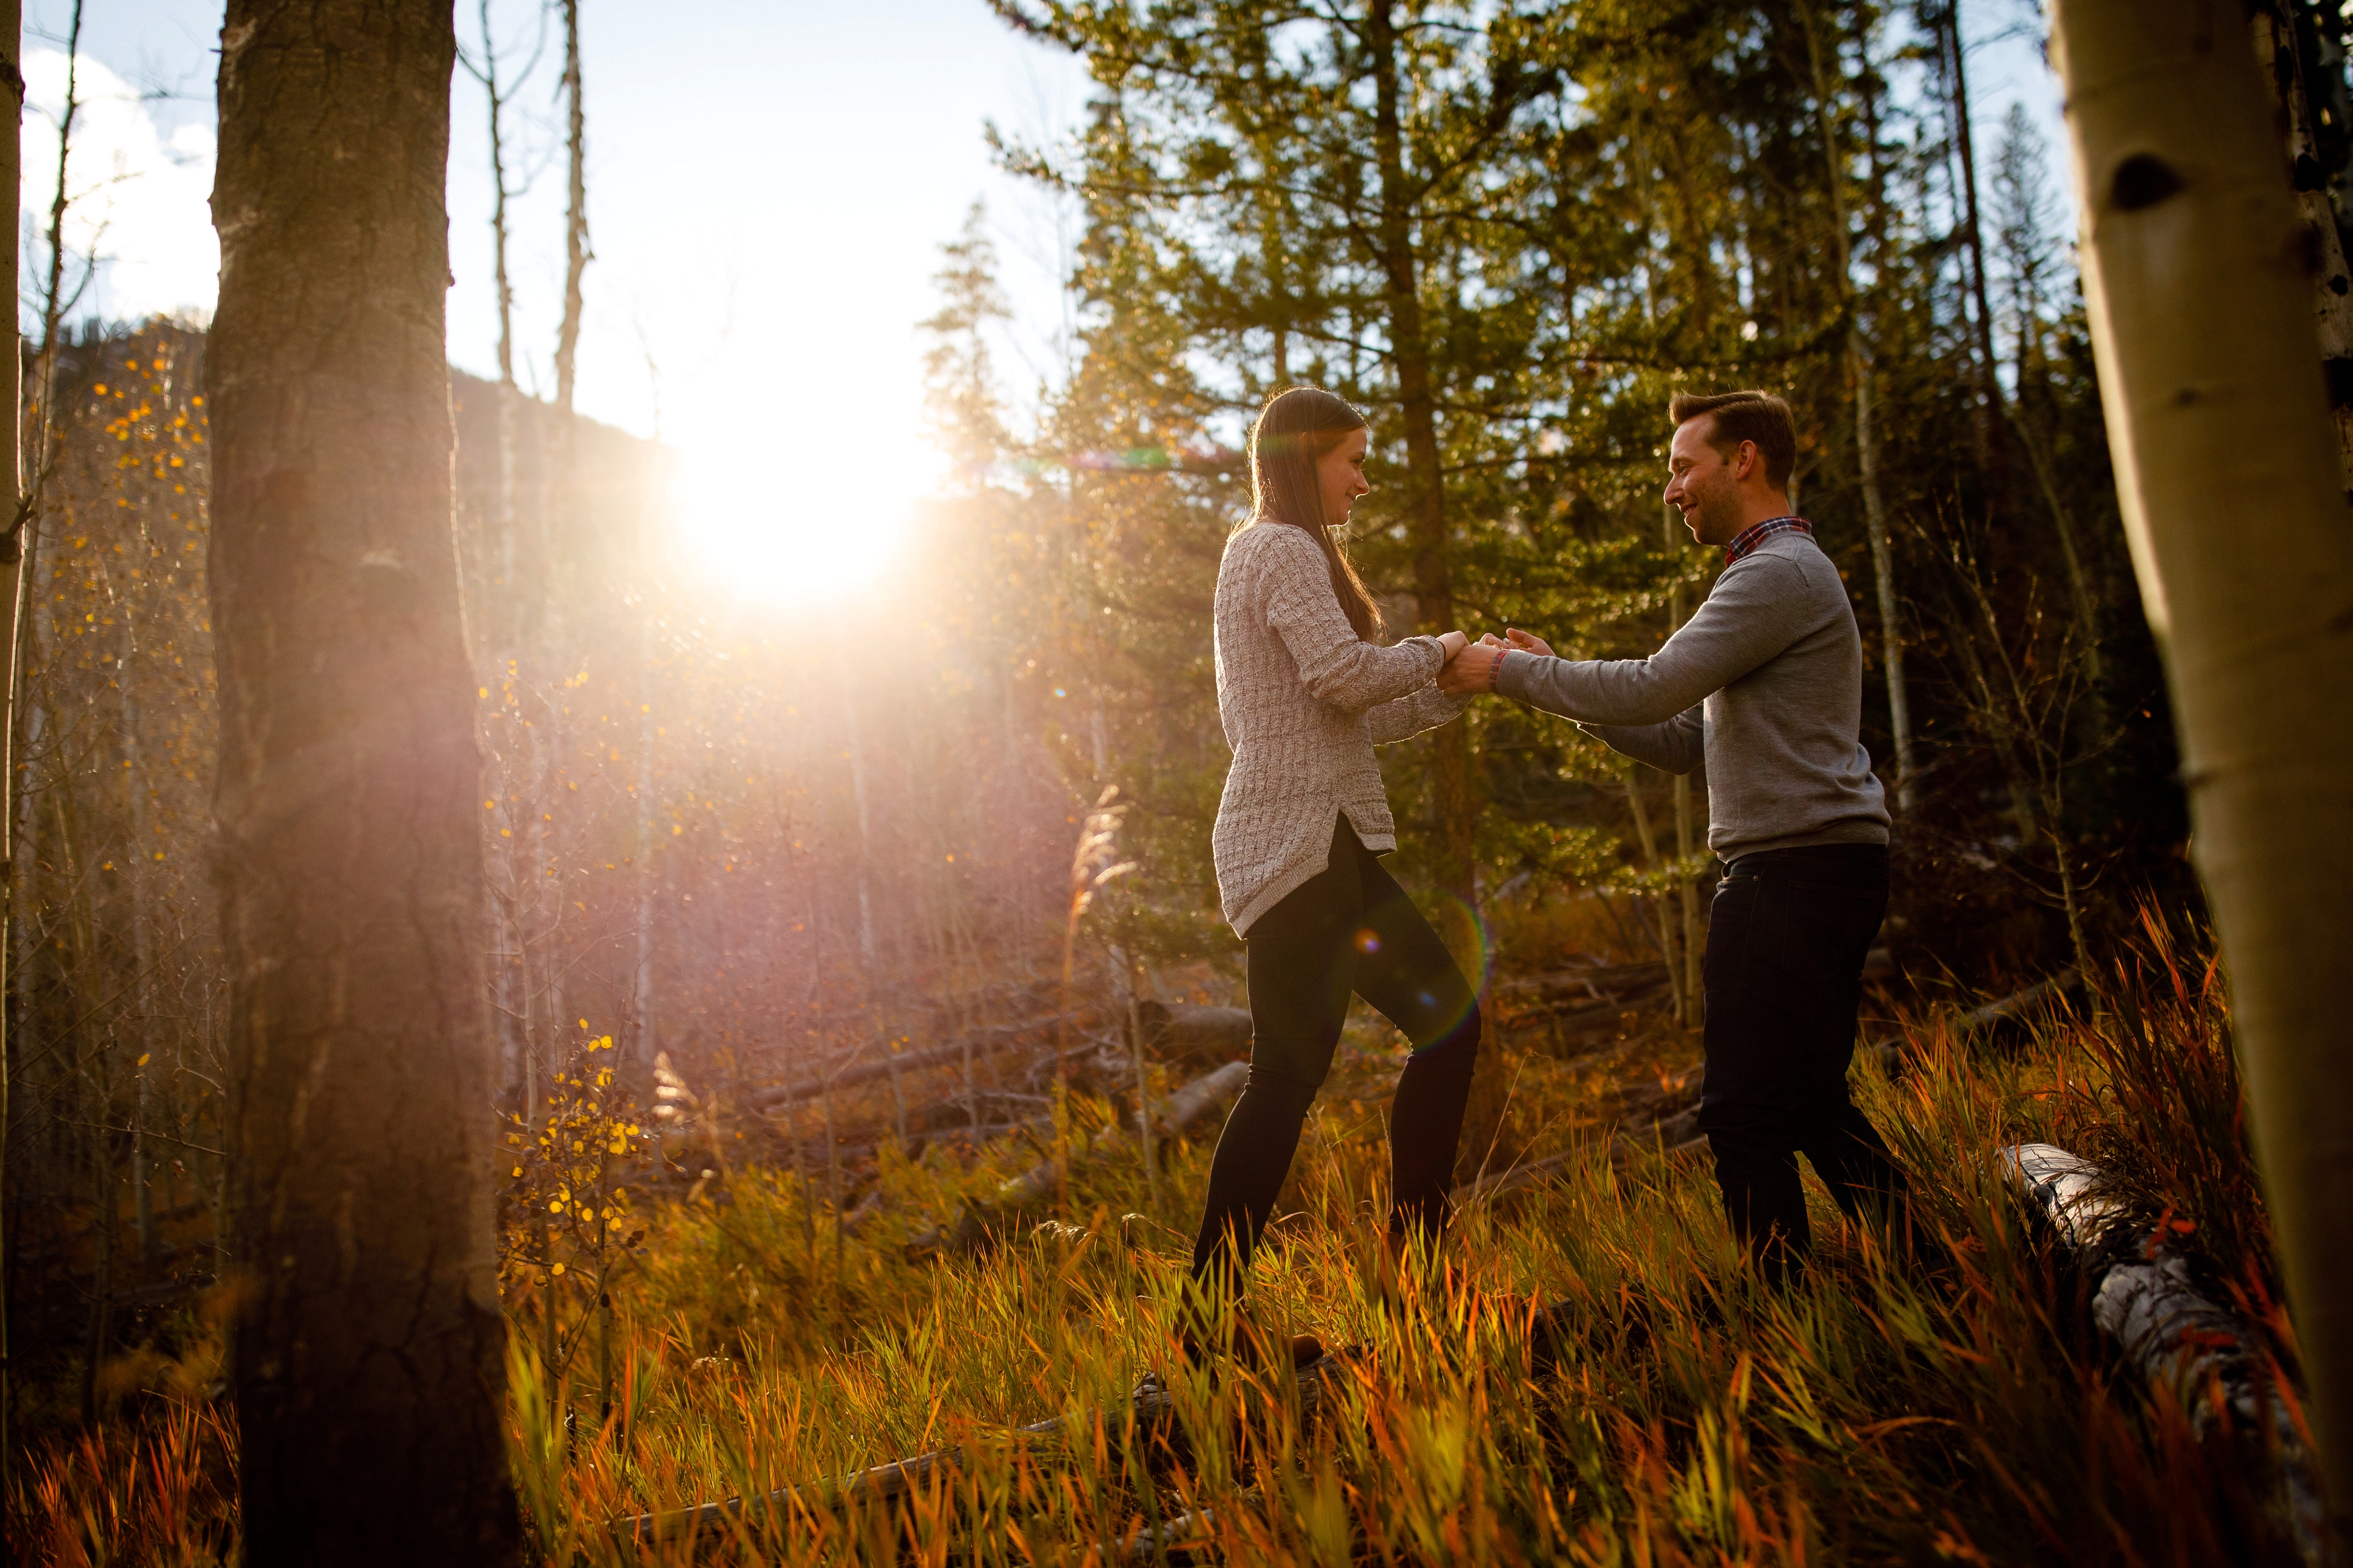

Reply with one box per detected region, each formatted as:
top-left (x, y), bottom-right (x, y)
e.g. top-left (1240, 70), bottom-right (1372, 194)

top-left (1728, 531), bottom-right (1843, 594)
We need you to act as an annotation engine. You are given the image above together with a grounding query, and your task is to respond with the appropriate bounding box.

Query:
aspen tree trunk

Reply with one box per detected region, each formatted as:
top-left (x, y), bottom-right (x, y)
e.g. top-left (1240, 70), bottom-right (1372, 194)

top-left (0, 0), bottom-right (22, 1496)
top-left (1799, 0), bottom-right (1914, 808)
top-left (631, 618), bottom-right (657, 1067)
top-left (210, 3), bottom-right (520, 1559)
top-left (553, 0), bottom-right (589, 418)
top-left (474, 0), bottom-right (528, 1110)
top-left (2050, 0), bottom-right (2353, 1540)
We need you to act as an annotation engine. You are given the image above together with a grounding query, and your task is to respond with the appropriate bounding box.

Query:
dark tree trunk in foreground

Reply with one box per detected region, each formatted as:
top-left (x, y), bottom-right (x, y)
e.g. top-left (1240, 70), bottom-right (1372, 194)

top-left (211, 2), bottom-right (518, 1560)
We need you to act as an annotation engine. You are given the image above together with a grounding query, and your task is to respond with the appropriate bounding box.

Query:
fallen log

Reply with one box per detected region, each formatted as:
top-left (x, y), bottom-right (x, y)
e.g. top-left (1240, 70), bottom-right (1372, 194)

top-left (749, 1014), bottom-right (1074, 1112)
top-left (908, 1060), bottom-right (1251, 1256)
top-left (2004, 1143), bottom-right (2325, 1565)
top-left (1148, 1058), bottom-right (1251, 1137)
top-left (1135, 1000), bottom-right (1253, 1069)
top-left (1493, 960), bottom-right (1670, 1002)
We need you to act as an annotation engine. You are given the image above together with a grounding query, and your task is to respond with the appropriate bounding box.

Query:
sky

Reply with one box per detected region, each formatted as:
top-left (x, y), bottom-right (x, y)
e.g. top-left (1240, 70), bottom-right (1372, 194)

top-left (15, 1), bottom-right (2068, 599)
top-left (19, 0), bottom-right (1094, 595)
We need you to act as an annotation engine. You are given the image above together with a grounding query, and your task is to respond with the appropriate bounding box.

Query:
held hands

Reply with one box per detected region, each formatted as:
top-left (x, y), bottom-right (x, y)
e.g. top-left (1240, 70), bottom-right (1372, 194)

top-left (1435, 626), bottom-right (1554, 695)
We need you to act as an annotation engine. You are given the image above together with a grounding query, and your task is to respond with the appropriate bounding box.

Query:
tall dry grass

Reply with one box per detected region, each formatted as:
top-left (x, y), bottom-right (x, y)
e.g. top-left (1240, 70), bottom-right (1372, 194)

top-left (7, 946), bottom-right (2309, 1566)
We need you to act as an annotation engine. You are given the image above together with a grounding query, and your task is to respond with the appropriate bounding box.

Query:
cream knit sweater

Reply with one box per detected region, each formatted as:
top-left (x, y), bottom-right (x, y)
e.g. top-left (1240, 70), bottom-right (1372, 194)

top-left (1211, 521), bottom-right (1470, 934)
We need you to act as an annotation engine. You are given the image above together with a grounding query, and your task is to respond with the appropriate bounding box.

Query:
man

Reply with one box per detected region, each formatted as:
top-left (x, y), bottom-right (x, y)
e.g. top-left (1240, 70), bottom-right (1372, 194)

top-left (1439, 389), bottom-right (1906, 1285)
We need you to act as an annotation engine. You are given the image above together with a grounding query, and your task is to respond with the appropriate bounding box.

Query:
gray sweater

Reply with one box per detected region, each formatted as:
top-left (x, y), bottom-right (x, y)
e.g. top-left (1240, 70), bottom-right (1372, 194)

top-left (1495, 530), bottom-right (1888, 862)
top-left (1212, 522), bottom-right (1471, 934)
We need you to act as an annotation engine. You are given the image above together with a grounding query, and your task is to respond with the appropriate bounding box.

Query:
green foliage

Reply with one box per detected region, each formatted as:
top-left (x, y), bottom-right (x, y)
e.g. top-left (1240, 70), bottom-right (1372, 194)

top-left (937, 0), bottom-right (2189, 982)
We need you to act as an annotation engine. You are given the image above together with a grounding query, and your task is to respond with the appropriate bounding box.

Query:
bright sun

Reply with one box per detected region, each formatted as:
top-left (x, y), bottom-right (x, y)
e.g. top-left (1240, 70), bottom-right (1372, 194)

top-left (672, 434), bottom-right (926, 603)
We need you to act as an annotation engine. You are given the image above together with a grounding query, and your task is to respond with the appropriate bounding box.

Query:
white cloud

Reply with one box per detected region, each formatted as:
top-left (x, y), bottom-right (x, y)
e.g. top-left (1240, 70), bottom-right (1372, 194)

top-left (19, 47), bottom-right (219, 333)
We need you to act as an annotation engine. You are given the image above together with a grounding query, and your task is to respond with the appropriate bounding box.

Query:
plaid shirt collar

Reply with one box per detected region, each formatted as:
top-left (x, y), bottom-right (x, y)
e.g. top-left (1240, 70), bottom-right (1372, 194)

top-left (1724, 515), bottom-right (1811, 565)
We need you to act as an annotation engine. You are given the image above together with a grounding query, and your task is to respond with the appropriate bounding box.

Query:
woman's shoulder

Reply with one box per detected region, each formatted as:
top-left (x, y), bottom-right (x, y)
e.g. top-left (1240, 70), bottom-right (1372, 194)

top-left (1224, 518), bottom-right (1321, 571)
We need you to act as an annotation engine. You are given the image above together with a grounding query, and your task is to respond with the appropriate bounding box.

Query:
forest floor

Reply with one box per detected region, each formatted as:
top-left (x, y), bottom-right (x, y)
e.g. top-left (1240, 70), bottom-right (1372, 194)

top-left (7, 913), bottom-right (2312, 1566)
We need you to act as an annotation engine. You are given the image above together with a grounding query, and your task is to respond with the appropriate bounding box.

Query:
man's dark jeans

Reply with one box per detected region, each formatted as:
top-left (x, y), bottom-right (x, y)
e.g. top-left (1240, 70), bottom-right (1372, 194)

top-left (1697, 841), bottom-right (1908, 1285)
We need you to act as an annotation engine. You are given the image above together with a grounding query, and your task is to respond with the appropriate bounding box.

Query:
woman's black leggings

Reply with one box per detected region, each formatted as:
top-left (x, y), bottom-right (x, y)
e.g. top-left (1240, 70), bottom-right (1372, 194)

top-left (1189, 816), bottom-right (1483, 1292)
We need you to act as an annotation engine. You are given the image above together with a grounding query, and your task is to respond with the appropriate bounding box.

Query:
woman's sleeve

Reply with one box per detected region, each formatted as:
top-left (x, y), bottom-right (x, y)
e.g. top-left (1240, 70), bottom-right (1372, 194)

top-left (1368, 687), bottom-right (1472, 745)
top-left (1257, 528), bottom-right (1443, 713)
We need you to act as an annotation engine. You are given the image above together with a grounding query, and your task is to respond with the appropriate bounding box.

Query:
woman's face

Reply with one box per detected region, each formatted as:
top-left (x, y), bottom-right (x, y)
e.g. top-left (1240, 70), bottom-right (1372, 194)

top-left (1315, 426), bottom-right (1372, 530)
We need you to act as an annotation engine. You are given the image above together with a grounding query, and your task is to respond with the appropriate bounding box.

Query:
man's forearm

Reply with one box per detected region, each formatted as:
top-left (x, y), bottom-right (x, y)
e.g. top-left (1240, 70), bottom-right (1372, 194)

top-left (1494, 556), bottom-right (1805, 723)
top-left (1581, 711), bottom-right (1704, 776)
top-left (1496, 649), bottom-right (1700, 725)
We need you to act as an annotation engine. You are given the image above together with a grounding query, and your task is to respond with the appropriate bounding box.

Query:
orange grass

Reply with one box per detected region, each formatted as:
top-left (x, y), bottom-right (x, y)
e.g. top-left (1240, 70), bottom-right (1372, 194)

top-left (7, 942), bottom-right (2309, 1565)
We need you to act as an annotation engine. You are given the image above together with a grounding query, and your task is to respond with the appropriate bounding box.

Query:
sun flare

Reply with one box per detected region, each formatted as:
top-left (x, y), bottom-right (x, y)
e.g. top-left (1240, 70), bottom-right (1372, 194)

top-left (672, 437), bottom-right (924, 603)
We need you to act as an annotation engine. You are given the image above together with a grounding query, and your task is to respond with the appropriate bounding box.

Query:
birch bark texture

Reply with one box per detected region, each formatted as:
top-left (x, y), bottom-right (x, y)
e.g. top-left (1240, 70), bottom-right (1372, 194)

top-left (2050, 0), bottom-right (2353, 1540)
top-left (210, 2), bottom-right (519, 1560)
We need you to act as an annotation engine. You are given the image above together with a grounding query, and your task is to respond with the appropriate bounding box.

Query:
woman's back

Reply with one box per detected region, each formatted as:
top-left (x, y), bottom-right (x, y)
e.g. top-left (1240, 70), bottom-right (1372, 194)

top-left (1210, 520), bottom-right (1453, 934)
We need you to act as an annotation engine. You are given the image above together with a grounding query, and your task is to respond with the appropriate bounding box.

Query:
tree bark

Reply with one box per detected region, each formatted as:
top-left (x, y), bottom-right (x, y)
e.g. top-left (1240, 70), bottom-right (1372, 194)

top-left (1365, 0), bottom-right (1499, 1173)
top-left (2005, 1143), bottom-right (2326, 1559)
top-left (0, 0), bottom-right (23, 1500)
top-left (1798, 1), bottom-right (1913, 809)
top-left (2249, 2), bottom-right (2353, 492)
top-left (210, 2), bottom-right (519, 1559)
top-left (2050, 0), bottom-right (2353, 1544)
top-left (553, 0), bottom-right (588, 418)
top-left (1941, 1), bottom-right (2009, 501)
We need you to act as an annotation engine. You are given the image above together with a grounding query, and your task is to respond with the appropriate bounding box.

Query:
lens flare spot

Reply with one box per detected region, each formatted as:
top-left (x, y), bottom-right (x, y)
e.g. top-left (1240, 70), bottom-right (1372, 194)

top-left (1354, 927), bottom-right (1381, 954)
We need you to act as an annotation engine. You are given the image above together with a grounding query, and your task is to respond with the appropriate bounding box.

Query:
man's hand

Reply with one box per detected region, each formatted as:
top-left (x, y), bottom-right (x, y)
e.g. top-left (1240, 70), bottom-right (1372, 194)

top-left (1437, 642), bottom-right (1503, 694)
top-left (1505, 628), bottom-right (1554, 657)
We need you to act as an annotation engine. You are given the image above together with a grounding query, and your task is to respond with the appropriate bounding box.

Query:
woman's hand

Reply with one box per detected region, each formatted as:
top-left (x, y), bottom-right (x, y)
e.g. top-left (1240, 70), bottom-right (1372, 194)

top-left (1436, 629), bottom-right (1469, 661)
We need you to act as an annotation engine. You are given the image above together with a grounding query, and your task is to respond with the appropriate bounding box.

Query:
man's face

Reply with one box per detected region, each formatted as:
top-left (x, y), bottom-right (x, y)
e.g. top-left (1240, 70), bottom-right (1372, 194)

top-left (1663, 417), bottom-right (1745, 548)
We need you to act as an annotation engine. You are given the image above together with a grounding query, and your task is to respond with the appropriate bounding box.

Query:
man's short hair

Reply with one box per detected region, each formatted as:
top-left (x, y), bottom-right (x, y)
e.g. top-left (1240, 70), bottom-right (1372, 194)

top-left (1668, 389), bottom-right (1797, 491)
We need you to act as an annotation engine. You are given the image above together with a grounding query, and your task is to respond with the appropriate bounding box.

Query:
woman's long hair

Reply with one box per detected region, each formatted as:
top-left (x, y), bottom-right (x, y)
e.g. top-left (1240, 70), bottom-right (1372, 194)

top-left (1247, 387), bottom-right (1384, 641)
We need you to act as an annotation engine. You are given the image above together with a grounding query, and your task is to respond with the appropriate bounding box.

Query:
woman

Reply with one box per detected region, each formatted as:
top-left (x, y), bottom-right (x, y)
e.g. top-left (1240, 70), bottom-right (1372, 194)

top-left (1189, 386), bottom-right (1484, 1356)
